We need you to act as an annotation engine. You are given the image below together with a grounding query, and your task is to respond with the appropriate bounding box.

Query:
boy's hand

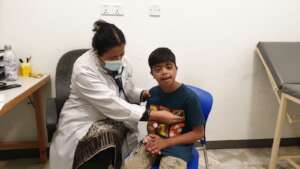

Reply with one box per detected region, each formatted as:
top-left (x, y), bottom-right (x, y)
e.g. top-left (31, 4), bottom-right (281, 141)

top-left (144, 134), bottom-right (168, 155)
top-left (150, 110), bottom-right (184, 124)
top-left (169, 122), bottom-right (185, 137)
top-left (142, 135), bottom-right (152, 144)
top-left (142, 90), bottom-right (151, 101)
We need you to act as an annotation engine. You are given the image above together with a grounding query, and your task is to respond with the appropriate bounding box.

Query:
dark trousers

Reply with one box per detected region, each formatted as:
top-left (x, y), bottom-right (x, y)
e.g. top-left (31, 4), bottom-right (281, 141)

top-left (78, 147), bottom-right (115, 169)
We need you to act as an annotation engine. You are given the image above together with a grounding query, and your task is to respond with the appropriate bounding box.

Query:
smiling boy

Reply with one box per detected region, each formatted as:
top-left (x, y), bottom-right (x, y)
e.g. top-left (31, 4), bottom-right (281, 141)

top-left (123, 47), bottom-right (205, 169)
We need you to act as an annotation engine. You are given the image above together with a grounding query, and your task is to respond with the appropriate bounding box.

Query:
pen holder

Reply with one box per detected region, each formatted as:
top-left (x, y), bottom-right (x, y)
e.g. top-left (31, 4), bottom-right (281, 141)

top-left (20, 63), bottom-right (32, 77)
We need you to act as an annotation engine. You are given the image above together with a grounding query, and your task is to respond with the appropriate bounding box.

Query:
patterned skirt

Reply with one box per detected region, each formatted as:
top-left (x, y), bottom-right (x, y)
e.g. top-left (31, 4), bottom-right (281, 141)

top-left (72, 119), bottom-right (128, 169)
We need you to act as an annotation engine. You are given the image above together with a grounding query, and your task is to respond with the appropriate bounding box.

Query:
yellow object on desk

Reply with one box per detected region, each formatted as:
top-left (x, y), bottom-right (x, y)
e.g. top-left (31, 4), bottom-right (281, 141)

top-left (19, 63), bottom-right (32, 77)
top-left (30, 72), bottom-right (44, 78)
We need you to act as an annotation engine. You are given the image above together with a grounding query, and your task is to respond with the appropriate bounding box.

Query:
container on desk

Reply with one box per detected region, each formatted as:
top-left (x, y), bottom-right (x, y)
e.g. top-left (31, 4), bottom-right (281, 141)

top-left (0, 51), bottom-right (5, 80)
top-left (19, 63), bottom-right (32, 77)
top-left (0, 66), bottom-right (5, 80)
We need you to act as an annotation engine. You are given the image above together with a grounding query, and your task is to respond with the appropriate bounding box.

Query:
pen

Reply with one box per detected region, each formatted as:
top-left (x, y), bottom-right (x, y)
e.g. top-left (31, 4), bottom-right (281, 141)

top-left (26, 56), bottom-right (31, 63)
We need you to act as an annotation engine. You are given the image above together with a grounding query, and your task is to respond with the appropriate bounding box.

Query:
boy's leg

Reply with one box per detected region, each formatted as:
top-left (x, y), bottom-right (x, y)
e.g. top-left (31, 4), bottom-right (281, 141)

top-left (159, 156), bottom-right (187, 169)
top-left (122, 143), bottom-right (156, 169)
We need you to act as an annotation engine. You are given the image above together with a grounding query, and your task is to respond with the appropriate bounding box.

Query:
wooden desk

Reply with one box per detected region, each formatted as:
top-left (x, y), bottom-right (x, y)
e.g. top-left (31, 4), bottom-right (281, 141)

top-left (0, 75), bottom-right (50, 162)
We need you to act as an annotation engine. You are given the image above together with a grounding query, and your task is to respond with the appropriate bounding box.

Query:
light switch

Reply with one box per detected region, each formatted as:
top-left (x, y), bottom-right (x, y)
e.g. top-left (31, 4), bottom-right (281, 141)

top-left (149, 4), bottom-right (160, 17)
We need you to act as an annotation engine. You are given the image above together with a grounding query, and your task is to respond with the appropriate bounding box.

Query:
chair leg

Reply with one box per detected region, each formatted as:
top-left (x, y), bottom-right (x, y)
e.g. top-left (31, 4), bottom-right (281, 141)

top-left (203, 145), bottom-right (209, 169)
top-left (269, 95), bottom-right (288, 169)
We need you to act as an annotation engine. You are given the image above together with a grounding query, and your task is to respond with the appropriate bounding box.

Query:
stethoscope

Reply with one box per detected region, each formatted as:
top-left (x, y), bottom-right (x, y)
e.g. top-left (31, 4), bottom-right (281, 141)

top-left (111, 67), bottom-right (129, 101)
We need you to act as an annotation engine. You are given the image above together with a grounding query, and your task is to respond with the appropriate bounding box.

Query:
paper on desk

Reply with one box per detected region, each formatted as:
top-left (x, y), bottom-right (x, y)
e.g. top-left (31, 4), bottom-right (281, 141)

top-left (0, 94), bottom-right (4, 111)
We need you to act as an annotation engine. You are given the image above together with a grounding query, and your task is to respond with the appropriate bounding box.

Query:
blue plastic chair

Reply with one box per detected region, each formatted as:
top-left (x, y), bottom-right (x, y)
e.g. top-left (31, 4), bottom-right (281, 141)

top-left (151, 85), bottom-right (213, 169)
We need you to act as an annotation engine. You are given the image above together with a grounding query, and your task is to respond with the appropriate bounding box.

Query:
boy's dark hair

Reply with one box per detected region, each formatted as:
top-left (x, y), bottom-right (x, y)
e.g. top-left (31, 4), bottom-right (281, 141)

top-left (148, 47), bottom-right (176, 69)
top-left (92, 19), bottom-right (126, 56)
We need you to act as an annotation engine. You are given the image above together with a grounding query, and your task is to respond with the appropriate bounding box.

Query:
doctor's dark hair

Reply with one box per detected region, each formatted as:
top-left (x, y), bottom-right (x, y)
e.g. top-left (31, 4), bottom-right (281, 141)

top-left (92, 20), bottom-right (126, 56)
top-left (148, 47), bottom-right (177, 70)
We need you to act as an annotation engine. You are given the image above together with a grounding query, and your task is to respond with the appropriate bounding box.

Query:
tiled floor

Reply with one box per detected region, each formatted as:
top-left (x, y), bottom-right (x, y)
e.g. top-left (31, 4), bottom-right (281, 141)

top-left (198, 146), bottom-right (300, 169)
top-left (0, 147), bottom-right (299, 169)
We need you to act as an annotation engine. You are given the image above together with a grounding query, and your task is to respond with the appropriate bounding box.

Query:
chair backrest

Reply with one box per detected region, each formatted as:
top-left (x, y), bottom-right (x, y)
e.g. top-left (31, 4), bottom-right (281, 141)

top-left (187, 85), bottom-right (213, 122)
top-left (55, 49), bottom-right (89, 113)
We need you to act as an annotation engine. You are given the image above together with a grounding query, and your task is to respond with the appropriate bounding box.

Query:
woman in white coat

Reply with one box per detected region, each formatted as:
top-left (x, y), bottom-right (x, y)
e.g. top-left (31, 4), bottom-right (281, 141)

top-left (49, 20), bottom-right (183, 169)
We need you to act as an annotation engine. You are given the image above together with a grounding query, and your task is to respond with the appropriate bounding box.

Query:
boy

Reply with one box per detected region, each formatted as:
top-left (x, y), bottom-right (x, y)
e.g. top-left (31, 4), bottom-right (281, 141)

top-left (123, 47), bottom-right (205, 169)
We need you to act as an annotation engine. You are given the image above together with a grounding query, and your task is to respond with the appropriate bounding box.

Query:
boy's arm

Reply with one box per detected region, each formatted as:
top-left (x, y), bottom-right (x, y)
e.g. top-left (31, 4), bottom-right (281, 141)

top-left (145, 126), bottom-right (204, 154)
top-left (165, 126), bottom-right (204, 147)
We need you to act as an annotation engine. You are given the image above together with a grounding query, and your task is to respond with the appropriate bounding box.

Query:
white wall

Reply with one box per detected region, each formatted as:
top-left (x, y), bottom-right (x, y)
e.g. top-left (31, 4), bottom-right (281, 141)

top-left (0, 0), bottom-right (300, 142)
top-left (0, 0), bottom-right (3, 45)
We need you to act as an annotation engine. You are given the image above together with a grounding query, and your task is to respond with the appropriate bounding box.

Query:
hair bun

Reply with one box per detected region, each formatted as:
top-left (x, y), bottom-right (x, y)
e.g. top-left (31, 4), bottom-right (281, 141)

top-left (93, 19), bottom-right (110, 32)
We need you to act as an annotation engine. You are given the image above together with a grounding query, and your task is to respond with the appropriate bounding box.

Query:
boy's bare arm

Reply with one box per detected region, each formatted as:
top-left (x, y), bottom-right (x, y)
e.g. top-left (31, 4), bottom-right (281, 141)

top-left (145, 126), bottom-right (204, 154)
top-left (165, 126), bottom-right (204, 147)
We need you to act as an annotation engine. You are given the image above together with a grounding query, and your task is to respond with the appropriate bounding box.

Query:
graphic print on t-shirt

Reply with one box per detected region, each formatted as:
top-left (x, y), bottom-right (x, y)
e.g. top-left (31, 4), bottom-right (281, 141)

top-left (149, 105), bottom-right (185, 138)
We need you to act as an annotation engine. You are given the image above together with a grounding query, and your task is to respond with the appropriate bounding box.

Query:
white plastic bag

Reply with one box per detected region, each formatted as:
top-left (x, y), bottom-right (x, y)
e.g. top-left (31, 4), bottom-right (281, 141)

top-left (3, 45), bottom-right (18, 81)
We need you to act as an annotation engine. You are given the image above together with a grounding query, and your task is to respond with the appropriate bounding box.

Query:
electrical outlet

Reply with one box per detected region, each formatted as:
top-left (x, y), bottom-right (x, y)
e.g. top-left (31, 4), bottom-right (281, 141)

top-left (101, 4), bottom-right (124, 16)
top-left (101, 4), bottom-right (111, 16)
top-left (112, 5), bottom-right (124, 16)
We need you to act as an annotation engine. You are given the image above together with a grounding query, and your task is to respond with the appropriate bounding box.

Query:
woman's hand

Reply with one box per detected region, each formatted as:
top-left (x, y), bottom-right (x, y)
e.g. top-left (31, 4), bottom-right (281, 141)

top-left (149, 110), bottom-right (184, 124)
top-left (142, 90), bottom-right (151, 101)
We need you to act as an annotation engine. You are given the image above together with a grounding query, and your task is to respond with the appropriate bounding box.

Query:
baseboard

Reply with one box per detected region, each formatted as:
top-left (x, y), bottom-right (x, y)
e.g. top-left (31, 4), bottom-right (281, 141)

top-left (198, 137), bottom-right (300, 149)
top-left (1, 138), bottom-right (299, 159)
top-left (0, 148), bottom-right (49, 160)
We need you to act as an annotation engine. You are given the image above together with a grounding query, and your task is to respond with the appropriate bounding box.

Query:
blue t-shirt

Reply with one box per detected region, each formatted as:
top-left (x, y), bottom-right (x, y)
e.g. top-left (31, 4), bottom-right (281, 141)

top-left (146, 84), bottom-right (205, 162)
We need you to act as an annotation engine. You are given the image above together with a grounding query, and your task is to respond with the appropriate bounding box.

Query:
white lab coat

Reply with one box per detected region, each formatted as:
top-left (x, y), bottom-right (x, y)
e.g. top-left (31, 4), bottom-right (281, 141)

top-left (49, 50), bottom-right (145, 169)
